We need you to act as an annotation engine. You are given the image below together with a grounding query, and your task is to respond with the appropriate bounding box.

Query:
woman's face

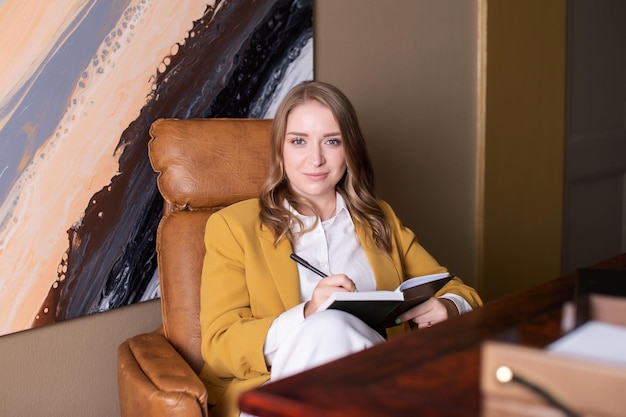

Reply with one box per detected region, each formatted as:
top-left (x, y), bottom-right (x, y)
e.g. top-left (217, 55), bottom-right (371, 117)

top-left (283, 100), bottom-right (347, 213)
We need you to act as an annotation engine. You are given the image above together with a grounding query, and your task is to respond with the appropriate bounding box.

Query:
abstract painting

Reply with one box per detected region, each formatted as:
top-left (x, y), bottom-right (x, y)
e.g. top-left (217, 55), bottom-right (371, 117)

top-left (0, 0), bottom-right (313, 336)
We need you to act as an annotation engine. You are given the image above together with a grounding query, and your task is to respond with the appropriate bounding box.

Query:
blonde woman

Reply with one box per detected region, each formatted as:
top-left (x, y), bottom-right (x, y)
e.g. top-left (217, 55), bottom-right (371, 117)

top-left (199, 81), bottom-right (482, 417)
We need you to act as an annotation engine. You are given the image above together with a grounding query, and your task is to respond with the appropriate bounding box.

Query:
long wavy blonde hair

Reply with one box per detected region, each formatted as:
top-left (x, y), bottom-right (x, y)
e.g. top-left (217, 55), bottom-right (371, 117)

top-left (259, 81), bottom-right (391, 254)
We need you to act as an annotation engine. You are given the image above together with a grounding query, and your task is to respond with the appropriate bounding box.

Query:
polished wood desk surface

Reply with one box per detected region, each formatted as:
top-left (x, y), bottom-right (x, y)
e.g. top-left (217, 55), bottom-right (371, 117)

top-left (239, 254), bottom-right (626, 417)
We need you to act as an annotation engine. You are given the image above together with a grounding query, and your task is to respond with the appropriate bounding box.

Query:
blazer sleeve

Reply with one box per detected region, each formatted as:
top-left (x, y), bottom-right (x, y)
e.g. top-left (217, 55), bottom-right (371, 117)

top-left (199, 209), bottom-right (274, 381)
top-left (380, 200), bottom-right (483, 309)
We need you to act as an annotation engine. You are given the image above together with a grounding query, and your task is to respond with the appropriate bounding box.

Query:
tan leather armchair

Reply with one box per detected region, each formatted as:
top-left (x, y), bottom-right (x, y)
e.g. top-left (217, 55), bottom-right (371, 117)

top-left (117, 118), bottom-right (272, 417)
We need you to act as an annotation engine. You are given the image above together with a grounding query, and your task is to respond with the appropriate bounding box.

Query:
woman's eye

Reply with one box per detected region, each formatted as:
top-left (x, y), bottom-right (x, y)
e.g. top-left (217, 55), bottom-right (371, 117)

top-left (291, 137), bottom-right (305, 145)
top-left (326, 138), bottom-right (341, 146)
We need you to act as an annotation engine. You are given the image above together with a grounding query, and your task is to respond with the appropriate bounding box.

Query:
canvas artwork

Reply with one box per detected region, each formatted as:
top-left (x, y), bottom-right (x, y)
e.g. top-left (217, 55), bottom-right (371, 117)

top-left (0, 0), bottom-right (313, 337)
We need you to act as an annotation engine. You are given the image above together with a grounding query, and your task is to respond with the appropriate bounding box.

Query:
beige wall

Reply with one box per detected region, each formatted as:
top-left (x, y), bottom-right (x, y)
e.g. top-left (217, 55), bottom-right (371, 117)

top-left (0, 1), bottom-right (480, 416)
top-left (0, 299), bottom-right (162, 417)
top-left (315, 0), bottom-right (480, 283)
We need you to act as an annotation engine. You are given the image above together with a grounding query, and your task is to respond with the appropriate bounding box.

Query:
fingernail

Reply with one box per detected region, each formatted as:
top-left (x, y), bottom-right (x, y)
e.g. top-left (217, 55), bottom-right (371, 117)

top-left (395, 318), bottom-right (401, 325)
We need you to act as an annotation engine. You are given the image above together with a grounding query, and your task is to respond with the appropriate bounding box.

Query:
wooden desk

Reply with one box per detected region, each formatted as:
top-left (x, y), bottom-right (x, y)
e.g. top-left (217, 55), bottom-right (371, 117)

top-left (239, 254), bottom-right (626, 417)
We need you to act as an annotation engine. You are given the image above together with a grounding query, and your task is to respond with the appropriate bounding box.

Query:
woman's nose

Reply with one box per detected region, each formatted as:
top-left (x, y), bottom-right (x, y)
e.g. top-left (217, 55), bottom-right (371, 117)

top-left (309, 146), bottom-right (325, 166)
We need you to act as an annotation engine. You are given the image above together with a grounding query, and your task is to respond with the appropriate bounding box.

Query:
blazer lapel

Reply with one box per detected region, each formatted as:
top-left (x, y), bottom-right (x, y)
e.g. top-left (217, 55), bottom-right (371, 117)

top-left (355, 221), bottom-right (404, 291)
top-left (258, 225), bottom-right (301, 309)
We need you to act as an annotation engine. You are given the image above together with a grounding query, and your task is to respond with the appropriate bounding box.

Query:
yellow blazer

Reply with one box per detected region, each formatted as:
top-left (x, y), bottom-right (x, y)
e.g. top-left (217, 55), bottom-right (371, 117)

top-left (199, 198), bottom-right (482, 417)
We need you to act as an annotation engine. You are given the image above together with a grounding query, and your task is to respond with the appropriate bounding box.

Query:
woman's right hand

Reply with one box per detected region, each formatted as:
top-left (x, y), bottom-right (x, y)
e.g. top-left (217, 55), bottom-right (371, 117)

top-left (304, 274), bottom-right (357, 317)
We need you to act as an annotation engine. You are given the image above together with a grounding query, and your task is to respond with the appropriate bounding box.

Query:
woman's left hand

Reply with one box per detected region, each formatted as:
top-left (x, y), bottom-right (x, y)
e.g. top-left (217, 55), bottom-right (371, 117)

top-left (396, 297), bottom-right (459, 329)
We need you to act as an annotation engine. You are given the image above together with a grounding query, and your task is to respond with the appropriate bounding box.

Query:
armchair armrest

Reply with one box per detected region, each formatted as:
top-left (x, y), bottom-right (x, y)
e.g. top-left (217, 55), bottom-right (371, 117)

top-left (118, 331), bottom-right (209, 417)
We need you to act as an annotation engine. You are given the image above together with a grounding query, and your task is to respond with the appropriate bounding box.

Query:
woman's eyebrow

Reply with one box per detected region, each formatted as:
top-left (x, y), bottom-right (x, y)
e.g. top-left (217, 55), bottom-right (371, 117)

top-left (286, 131), bottom-right (308, 136)
top-left (285, 131), bottom-right (341, 137)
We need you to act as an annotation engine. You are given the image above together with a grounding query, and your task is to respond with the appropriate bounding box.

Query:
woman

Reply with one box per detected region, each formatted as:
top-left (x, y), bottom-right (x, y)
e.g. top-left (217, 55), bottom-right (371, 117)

top-left (199, 81), bottom-right (482, 417)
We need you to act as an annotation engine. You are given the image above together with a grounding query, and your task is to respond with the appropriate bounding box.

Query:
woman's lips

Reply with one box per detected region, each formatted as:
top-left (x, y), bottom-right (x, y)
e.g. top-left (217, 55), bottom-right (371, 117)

top-left (304, 172), bottom-right (328, 181)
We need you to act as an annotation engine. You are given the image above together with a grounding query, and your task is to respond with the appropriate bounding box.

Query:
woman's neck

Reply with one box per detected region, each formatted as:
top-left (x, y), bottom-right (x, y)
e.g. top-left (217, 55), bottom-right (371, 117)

top-left (295, 196), bottom-right (337, 221)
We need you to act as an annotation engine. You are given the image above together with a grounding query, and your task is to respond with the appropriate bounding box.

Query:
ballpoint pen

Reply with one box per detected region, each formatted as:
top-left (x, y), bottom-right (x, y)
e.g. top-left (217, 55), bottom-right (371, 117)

top-left (290, 253), bottom-right (328, 278)
top-left (290, 253), bottom-right (358, 291)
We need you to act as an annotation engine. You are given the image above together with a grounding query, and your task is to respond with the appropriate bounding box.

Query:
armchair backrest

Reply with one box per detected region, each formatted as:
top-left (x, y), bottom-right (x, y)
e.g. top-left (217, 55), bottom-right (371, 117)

top-left (148, 118), bottom-right (272, 373)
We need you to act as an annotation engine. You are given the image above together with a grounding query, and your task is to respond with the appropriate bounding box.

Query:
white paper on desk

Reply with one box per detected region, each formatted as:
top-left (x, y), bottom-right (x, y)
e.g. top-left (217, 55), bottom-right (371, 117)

top-left (547, 320), bottom-right (626, 367)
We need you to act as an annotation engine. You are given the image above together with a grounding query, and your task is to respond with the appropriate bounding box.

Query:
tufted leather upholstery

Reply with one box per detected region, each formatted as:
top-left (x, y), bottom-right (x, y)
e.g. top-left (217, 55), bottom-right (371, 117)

top-left (117, 118), bottom-right (272, 417)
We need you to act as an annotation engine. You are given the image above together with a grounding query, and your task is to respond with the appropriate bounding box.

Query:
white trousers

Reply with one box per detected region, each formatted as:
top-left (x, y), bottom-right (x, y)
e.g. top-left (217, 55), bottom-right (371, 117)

top-left (240, 310), bottom-right (385, 417)
top-left (270, 309), bottom-right (386, 380)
